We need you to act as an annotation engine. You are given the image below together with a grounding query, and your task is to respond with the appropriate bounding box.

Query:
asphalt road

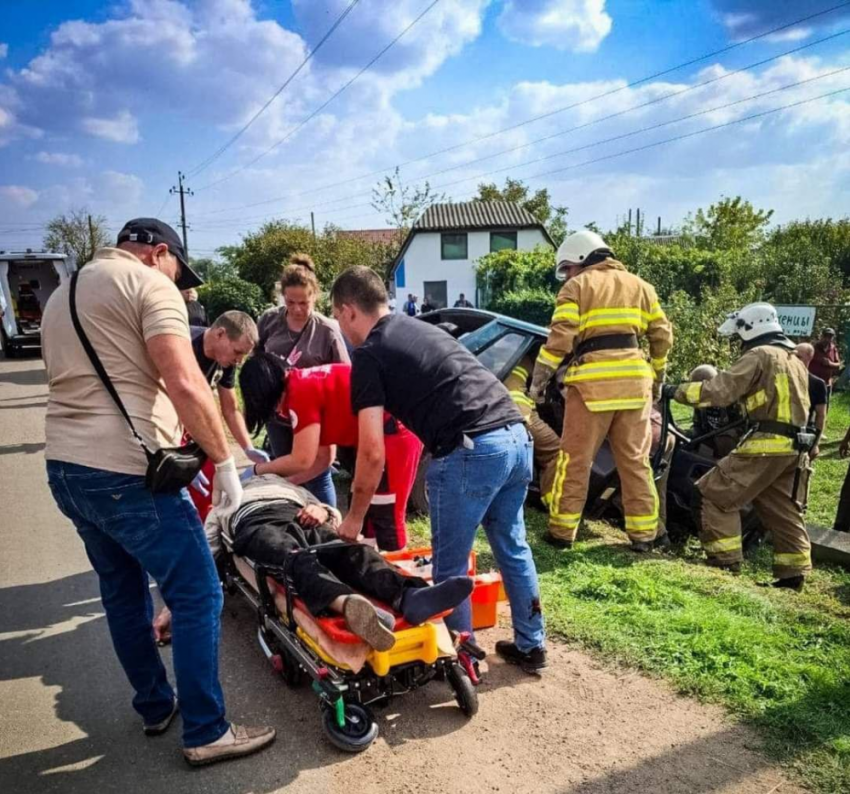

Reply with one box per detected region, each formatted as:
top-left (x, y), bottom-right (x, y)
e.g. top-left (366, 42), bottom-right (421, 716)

top-left (0, 354), bottom-right (802, 794)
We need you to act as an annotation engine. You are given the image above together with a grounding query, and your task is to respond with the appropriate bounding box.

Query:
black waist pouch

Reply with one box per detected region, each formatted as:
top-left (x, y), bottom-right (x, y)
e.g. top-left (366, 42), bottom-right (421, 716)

top-left (69, 271), bottom-right (207, 493)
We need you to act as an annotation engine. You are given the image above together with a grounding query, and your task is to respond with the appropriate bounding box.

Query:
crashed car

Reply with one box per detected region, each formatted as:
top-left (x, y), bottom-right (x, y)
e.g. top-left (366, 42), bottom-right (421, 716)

top-left (414, 307), bottom-right (760, 547)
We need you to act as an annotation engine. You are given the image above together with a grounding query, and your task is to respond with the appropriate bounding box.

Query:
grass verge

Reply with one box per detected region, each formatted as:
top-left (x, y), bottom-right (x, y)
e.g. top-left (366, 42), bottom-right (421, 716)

top-left (407, 394), bottom-right (850, 793)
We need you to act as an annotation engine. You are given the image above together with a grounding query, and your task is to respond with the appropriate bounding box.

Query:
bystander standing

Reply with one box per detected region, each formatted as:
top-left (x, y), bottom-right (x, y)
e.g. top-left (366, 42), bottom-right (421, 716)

top-left (41, 218), bottom-right (275, 765)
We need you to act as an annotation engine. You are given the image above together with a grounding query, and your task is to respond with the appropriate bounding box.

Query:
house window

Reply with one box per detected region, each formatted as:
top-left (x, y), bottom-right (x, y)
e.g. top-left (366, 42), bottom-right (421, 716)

top-left (422, 280), bottom-right (447, 310)
top-left (441, 233), bottom-right (468, 260)
top-left (490, 231), bottom-right (517, 252)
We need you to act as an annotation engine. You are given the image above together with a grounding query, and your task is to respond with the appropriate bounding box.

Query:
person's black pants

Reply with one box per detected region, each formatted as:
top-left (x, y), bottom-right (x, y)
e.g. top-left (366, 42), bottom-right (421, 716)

top-left (834, 464), bottom-right (850, 532)
top-left (234, 507), bottom-right (428, 616)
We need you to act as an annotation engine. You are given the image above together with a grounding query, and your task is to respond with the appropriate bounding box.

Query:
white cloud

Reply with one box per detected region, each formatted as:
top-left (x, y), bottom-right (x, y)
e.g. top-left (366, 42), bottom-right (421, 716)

top-left (0, 185), bottom-right (39, 208)
top-left (81, 110), bottom-right (140, 144)
top-left (98, 170), bottom-right (145, 206)
top-left (0, 43), bottom-right (8, 59)
top-left (34, 151), bottom-right (84, 167)
top-left (498, 0), bottom-right (612, 52)
top-left (710, 1), bottom-right (850, 41)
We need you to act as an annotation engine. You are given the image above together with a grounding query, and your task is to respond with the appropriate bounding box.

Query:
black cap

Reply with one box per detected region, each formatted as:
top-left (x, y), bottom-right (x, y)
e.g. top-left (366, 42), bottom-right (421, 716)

top-left (824, 327), bottom-right (836, 336)
top-left (116, 218), bottom-right (203, 290)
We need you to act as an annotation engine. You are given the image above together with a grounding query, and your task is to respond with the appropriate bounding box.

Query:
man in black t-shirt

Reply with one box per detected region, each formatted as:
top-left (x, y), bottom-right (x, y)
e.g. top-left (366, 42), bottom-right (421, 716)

top-left (330, 266), bottom-right (546, 674)
top-left (189, 312), bottom-right (269, 496)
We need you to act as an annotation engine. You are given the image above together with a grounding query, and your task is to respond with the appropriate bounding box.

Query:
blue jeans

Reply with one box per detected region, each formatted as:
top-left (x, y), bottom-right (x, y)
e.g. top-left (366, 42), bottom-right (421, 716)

top-left (46, 460), bottom-right (229, 748)
top-left (302, 467), bottom-right (337, 507)
top-left (426, 423), bottom-right (545, 653)
top-left (267, 413), bottom-right (336, 507)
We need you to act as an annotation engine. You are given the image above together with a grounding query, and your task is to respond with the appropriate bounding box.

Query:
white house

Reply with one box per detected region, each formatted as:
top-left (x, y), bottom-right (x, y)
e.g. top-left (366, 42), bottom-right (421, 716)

top-left (390, 201), bottom-right (554, 310)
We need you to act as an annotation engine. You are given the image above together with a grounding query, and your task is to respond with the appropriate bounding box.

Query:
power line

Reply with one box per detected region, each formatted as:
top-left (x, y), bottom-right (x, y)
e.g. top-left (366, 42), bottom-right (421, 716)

top-left (185, 0), bottom-right (364, 178)
top-left (191, 0), bottom-right (850, 210)
top-left (189, 79), bottom-right (850, 237)
top-left (189, 47), bottom-right (850, 229)
top-left (195, 0), bottom-right (443, 192)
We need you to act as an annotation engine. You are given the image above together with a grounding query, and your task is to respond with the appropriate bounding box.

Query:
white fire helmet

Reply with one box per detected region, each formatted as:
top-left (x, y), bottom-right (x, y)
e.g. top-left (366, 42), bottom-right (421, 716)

top-left (718, 302), bottom-right (783, 342)
top-left (555, 230), bottom-right (611, 281)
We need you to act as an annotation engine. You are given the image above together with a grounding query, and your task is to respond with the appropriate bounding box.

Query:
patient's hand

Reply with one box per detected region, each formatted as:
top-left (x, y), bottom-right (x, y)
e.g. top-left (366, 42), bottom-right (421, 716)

top-left (297, 504), bottom-right (329, 528)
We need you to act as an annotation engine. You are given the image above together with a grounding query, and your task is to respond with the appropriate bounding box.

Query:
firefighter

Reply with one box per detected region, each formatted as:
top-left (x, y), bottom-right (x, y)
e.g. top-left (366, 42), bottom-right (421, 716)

top-left (529, 230), bottom-right (673, 550)
top-left (504, 354), bottom-right (561, 507)
top-left (664, 302), bottom-right (813, 590)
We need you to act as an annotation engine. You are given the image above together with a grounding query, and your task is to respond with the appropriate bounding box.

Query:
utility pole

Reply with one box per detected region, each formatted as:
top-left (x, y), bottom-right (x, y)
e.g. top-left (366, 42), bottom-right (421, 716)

top-left (636, 208), bottom-right (641, 237)
top-left (627, 208), bottom-right (632, 236)
top-left (170, 171), bottom-right (193, 258)
top-left (311, 211), bottom-right (316, 240)
top-left (87, 214), bottom-right (96, 261)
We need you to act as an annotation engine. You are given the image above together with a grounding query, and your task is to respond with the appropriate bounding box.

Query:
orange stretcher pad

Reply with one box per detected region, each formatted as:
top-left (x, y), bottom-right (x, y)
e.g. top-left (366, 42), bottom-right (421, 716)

top-left (234, 548), bottom-right (502, 676)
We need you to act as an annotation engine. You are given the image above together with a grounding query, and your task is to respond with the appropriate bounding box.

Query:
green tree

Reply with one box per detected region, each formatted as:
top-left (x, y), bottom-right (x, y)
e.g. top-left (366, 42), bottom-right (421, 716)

top-left (197, 276), bottom-right (268, 322)
top-left (371, 167), bottom-right (445, 236)
top-left (689, 196), bottom-right (773, 250)
top-left (223, 220), bottom-right (396, 299)
top-left (474, 178), bottom-right (569, 245)
top-left (43, 208), bottom-right (110, 266)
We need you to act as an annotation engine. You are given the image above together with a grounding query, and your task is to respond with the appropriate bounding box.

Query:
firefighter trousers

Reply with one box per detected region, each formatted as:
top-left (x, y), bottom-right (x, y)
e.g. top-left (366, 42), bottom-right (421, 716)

top-left (695, 452), bottom-right (812, 579)
top-left (549, 387), bottom-right (659, 544)
top-left (527, 410), bottom-right (560, 508)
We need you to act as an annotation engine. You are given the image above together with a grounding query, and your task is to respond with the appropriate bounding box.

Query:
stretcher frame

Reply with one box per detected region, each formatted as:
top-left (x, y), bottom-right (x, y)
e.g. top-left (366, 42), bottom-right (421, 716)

top-left (218, 534), bottom-right (479, 753)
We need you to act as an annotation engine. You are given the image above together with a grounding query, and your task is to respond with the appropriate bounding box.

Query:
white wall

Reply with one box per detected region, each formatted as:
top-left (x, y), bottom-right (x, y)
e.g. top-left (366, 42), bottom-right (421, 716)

top-left (396, 227), bottom-right (550, 308)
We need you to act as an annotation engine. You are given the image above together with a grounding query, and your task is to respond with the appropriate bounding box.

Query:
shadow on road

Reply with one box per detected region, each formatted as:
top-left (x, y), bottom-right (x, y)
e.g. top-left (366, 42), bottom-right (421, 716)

top-left (0, 569), bottom-right (470, 793)
top-left (0, 442), bottom-right (46, 456)
top-left (0, 366), bottom-right (47, 387)
top-left (0, 401), bottom-right (48, 411)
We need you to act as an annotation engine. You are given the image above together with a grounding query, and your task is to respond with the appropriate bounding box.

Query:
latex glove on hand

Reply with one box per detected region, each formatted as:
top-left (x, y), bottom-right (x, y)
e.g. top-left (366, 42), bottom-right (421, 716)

top-left (239, 465), bottom-right (256, 485)
top-left (190, 469), bottom-right (210, 497)
top-left (212, 456), bottom-right (243, 510)
top-left (244, 446), bottom-right (270, 464)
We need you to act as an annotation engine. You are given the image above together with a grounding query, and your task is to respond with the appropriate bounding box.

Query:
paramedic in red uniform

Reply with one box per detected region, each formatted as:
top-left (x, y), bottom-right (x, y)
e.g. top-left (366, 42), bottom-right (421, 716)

top-left (239, 352), bottom-right (422, 551)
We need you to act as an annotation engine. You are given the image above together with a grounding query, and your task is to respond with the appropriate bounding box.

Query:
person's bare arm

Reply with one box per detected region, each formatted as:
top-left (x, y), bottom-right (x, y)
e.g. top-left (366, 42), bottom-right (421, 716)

top-left (219, 386), bottom-right (252, 449)
top-left (146, 334), bottom-right (230, 463)
top-left (814, 403), bottom-right (827, 434)
top-left (337, 408), bottom-right (385, 540)
top-left (256, 424), bottom-right (321, 477)
top-left (289, 444), bottom-right (335, 485)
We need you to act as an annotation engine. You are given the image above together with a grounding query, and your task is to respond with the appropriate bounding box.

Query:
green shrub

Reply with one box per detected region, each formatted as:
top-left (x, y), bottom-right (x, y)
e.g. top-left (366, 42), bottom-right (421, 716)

top-left (197, 276), bottom-right (268, 322)
top-left (488, 287), bottom-right (555, 328)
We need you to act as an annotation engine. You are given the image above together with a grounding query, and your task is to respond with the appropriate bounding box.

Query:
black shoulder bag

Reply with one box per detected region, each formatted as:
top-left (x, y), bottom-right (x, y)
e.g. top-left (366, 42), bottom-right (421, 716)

top-left (69, 271), bottom-right (206, 493)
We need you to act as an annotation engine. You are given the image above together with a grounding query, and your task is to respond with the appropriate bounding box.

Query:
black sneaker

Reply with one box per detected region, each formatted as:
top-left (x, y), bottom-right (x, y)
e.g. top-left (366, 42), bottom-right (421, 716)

top-left (630, 541), bottom-right (653, 553)
top-left (143, 699), bottom-right (178, 737)
top-left (772, 575), bottom-right (804, 592)
top-left (544, 534), bottom-right (573, 550)
top-left (495, 641), bottom-right (547, 674)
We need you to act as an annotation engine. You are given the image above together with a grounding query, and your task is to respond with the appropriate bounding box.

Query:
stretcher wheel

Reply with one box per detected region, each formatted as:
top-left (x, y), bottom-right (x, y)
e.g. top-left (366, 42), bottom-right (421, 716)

top-left (447, 662), bottom-right (479, 717)
top-left (281, 652), bottom-right (305, 688)
top-left (321, 702), bottom-right (379, 753)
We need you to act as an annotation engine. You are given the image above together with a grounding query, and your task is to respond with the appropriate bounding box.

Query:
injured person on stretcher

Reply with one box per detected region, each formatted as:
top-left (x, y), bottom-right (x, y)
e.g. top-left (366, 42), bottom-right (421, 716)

top-left (155, 474), bottom-right (472, 653)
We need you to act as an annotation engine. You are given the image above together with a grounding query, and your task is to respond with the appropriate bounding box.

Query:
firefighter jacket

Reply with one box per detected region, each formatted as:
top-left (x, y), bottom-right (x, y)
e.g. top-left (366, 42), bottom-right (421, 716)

top-left (504, 354), bottom-right (535, 419)
top-left (531, 258), bottom-right (673, 412)
top-left (674, 342), bottom-right (810, 456)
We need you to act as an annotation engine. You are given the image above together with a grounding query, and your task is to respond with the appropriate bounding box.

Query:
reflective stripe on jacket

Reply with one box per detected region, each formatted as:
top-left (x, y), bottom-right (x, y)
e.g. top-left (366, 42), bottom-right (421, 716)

top-left (504, 354), bottom-right (535, 419)
top-left (674, 344), bottom-right (810, 456)
top-left (532, 259), bottom-right (673, 412)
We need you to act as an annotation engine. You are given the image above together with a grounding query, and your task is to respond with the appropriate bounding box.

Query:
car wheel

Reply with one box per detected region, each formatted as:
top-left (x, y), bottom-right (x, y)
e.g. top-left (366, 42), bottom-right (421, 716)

top-left (408, 452), bottom-right (431, 515)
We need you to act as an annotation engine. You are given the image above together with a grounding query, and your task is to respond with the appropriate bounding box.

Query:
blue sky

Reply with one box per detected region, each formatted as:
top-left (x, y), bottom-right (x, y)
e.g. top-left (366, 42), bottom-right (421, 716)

top-left (1, 0), bottom-right (849, 257)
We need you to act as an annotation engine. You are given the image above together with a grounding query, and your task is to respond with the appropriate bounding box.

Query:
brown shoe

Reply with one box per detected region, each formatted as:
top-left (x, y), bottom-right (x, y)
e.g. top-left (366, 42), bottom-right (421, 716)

top-left (343, 595), bottom-right (396, 652)
top-left (183, 724), bottom-right (276, 767)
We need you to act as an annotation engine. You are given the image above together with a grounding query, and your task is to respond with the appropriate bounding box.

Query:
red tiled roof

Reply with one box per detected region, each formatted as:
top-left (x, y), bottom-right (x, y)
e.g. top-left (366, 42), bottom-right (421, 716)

top-left (336, 229), bottom-right (400, 245)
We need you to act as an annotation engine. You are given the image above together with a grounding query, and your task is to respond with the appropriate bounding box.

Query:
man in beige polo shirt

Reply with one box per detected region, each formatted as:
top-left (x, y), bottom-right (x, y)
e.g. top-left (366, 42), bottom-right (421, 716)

top-left (42, 218), bottom-right (275, 766)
